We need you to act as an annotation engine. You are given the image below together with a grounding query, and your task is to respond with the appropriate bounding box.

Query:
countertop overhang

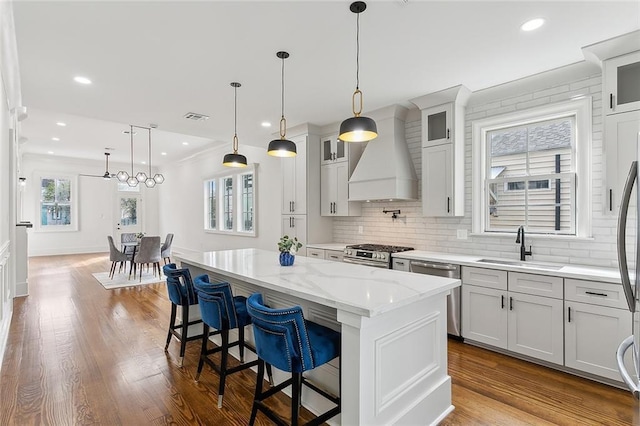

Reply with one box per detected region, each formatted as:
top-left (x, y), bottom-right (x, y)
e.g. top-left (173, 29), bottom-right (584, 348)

top-left (176, 248), bottom-right (460, 318)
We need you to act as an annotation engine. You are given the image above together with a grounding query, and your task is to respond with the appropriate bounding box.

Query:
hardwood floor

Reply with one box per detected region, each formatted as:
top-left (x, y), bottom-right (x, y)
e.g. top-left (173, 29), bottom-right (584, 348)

top-left (1, 253), bottom-right (638, 425)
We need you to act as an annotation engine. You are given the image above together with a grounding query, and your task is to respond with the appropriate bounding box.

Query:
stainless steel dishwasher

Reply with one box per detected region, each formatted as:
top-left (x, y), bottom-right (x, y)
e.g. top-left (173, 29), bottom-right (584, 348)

top-left (408, 260), bottom-right (462, 338)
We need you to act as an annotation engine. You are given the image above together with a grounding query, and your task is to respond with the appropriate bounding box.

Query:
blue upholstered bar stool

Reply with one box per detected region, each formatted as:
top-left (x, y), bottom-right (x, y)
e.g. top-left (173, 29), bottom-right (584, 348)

top-left (163, 263), bottom-right (209, 367)
top-left (193, 275), bottom-right (273, 408)
top-left (246, 293), bottom-right (341, 426)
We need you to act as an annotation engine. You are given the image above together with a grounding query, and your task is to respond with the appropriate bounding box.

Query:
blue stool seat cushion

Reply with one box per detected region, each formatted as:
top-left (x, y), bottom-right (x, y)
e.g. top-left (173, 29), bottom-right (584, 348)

top-left (194, 274), bottom-right (251, 330)
top-left (246, 293), bottom-right (340, 373)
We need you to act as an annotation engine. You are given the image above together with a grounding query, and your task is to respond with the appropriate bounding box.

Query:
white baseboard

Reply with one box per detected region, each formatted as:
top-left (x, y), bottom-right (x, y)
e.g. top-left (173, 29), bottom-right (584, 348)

top-left (29, 246), bottom-right (107, 257)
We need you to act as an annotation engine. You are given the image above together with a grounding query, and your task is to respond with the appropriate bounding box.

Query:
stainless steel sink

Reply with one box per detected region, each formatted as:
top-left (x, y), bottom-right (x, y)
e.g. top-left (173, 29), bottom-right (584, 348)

top-left (476, 258), bottom-right (563, 271)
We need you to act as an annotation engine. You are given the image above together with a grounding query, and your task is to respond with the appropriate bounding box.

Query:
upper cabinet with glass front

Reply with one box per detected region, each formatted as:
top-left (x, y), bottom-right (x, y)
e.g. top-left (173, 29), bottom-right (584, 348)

top-left (321, 134), bottom-right (347, 165)
top-left (604, 51), bottom-right (640, 115)
top-left (422, 104), bottom-right (453, 147)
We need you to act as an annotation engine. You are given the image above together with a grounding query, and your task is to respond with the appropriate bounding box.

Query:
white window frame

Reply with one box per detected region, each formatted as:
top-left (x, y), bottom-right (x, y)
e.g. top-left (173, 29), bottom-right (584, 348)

top-left (35, 173), bottom-right (78, 232)
top-left (203, 164), bottom-right (257, 237)
top-left (504, 179), bottom-right (551, 192)
top-left (472, 97), bottom-right (592, 238)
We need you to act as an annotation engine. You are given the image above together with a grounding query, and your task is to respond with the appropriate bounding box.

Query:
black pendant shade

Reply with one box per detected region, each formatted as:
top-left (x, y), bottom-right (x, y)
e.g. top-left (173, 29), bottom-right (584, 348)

top-left (222, 152), bottom-right (248, 167)
top-left (267, 51), bottom-right (297, 157)
top-left (339, 115), bottom-right (377, 142)
top-left (223, 82), bottom-right (248, 167)
top-left (339, 1), bottom-right (377, 143)
top-left (267, 138), bottom-right (297, 157)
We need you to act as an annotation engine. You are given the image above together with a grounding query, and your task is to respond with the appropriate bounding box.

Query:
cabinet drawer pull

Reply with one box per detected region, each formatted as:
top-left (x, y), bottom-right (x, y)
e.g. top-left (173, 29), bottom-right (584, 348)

top-left (396, 261), bottom-right (405, 265)
top-left (501, 295), bottom-right (505, 309)
top-left (568, 306), bottom-right (572, 323)
top-left (610, 93), bottom-right (613, 109)
top-left (610, 189), bottom-right (613, 212)
top-left (447, 197), bottom-right (450, 213)
top-left (310, 253), bottom-right (319, 257)
top-left (509, 296), bottom-right (513, 311)
top-left (329, 255), bottom-right (339, 259)
top-left (585, 291), bottom-right (608, 297)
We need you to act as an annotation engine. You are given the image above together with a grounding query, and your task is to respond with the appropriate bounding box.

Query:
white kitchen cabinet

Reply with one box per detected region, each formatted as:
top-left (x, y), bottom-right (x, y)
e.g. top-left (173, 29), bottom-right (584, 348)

top-left (392, 258), bottom-right (410, 272)
top-left (507, 292), bottom-right (564, 365)
top-left (565, 300), bottom-right (632, 381)
top-left (411, 85), bottom-right (469, 218)
top-left (422, 144), bottom-right (456, 217)
top-left (307, 247), bottom-right (325, 259)
top-left (281, 215), bottom-right (307, 248)
top-left (603, 110), bottom-right (640, 214)
top-left (281, 134), bottom-right (307, 215)
top-left (321, 134), bottom-right (346, 165)
top-left (306, 247), bottom-right (344, 262)
top-left (279, 124), bottom-right (333, 253)
top-left (604, 51), bottom-right (640, 115)
top-left (321, 162), bottom-right (361, 217)
top-left (462, 269), bottom-right (563, 365)
top-left (462, 284), bottom-right (508, 348)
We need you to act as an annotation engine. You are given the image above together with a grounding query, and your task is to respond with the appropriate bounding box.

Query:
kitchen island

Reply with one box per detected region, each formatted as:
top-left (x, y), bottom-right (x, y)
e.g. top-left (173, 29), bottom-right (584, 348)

top-left (177, 248), bottom-right (460, 425)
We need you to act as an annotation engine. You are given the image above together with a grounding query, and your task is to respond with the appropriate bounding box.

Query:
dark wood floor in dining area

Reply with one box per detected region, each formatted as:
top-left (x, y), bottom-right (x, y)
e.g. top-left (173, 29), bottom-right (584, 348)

top-left (1, 253), bottom-right (638, 425)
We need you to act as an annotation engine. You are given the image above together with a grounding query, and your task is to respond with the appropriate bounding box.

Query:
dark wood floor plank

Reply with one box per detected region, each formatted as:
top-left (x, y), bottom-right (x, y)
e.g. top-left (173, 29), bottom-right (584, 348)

top-left (1, 253), bottom-right (638, 425)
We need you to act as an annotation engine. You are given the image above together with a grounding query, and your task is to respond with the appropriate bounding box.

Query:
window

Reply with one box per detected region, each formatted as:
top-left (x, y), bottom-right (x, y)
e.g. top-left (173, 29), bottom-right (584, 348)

top-left (38, 174), bottom-right (78, 231)
top-left (472, 98), bottom-right (592, 237)
top-left (204, 165), bottom-right (257, 236)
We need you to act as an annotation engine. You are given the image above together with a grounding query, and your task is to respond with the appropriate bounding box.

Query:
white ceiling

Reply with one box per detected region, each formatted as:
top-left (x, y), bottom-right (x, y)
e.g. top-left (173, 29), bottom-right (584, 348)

top-left (12, 1), bottom-right (640, 167)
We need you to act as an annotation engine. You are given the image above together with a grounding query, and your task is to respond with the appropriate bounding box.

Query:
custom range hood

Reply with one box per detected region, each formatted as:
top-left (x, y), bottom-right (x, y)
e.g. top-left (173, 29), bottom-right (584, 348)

top-left (348, 104), bottom-right (418, 201)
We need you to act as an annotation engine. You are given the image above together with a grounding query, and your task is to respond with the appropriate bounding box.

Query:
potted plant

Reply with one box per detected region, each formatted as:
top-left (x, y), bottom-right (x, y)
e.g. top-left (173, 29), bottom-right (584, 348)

top-left (277, 235), bottom-right (302, 266)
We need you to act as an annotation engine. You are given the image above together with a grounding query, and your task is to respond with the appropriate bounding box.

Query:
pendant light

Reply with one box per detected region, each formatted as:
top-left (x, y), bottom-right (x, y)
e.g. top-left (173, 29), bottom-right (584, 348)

top-left (223, 82), bottom-right (248, 167)
top-left (102, 152), bottom-right (112, 180)
top-left (267, 51), bottom-right (297, 157)
top-left (116, 125), bottom-right (139, 187)
top-left (339, 1), bottom-right (377, 143)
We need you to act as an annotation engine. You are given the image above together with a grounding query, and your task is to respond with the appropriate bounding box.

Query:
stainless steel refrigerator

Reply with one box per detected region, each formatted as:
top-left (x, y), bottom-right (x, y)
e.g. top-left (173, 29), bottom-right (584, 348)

top-left (616, 158), bottom-right (640, 399)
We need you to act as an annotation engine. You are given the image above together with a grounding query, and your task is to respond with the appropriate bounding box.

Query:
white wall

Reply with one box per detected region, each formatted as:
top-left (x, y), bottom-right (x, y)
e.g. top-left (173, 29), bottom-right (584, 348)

top-left (157, 144), bottom-right (282, 255)
top-left (333, 61), bottom-right (621, 268)
top-left (21, 154), bottom-right (161, 256)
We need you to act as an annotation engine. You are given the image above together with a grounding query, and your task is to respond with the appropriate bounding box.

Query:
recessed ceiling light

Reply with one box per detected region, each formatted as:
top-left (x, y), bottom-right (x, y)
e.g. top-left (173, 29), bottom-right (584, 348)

top-left (47, 151), bottom-right (54, 154)
top-left (73, 76), bottom-right (92, 85)
top-left (56, 122), bottom-right (66, 127)
top-left (261, 121), bottom-right (271, 128)
top-left (182, 141), bottom-right (189, 146)
top-left (521, 18), bottom-right (545, 32)
top-left (51, 137), bottom-right (60, 141)
top-left (161, 152), bottom-right (167, 156)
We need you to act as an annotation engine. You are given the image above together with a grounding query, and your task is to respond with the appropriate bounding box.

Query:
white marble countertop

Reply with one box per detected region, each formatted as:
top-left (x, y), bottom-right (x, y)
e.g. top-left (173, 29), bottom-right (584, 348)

top-left (391, 250), bottom-right (623, 284)
top-left (176, 248), bottom-right (460, 318)
top-left (306, 243), bottom-right (349, 251)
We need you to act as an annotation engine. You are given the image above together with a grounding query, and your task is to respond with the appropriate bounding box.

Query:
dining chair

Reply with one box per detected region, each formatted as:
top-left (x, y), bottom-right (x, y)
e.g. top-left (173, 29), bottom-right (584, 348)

top-left (161, 233), bottom-right (174, 265)
top-left (121, 232), bottom-right (137, 256)
top-left (131, 236), bottom-right (162, 281)
top-left (107, 236), bottom-right (129, 279)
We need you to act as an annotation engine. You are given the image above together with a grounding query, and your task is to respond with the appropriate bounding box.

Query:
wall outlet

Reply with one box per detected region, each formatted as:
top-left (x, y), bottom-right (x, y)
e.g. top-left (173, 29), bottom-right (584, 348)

top-left (358, 225), bottom-right (364, 234)
top-left (457, 229), bottom-right (468, 240)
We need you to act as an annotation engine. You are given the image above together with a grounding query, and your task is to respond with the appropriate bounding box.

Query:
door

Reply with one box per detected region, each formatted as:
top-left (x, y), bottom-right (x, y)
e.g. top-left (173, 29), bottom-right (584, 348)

top-left (422, 144), bottom-right (452, 216)
top-left (281, 215), bottom-right (307, 250)
top-left (422, 103), bottom-right (452, 147)
top-left (320, 165), bottom-right (336, 216)
top-left (604, 110), bottom-right (640, 214)
top-left (462, 285), bottom-right (507, 348)
top-left (114, 191), bottom-right (143, 243)
top-left (566, 301), bottom-right (633, 381)
top-left (507, 292), bottom-right (564, 365)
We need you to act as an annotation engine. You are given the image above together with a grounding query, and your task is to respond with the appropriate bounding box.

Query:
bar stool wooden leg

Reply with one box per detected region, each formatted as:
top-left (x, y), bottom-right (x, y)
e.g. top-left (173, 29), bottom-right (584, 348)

top-left (249, 360), bottom-right (265, 426)
top-left (165, 304), bottom-right (177, 351)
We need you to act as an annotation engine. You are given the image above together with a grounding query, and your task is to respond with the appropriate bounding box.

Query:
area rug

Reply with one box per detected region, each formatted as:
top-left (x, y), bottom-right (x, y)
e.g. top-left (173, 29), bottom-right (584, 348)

top-left (92, 270), bottom-right (165, 290)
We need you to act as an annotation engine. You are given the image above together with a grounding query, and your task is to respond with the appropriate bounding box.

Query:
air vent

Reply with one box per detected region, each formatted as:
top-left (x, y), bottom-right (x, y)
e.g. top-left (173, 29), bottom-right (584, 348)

top-left (184, 112), bottom-right (210, 121)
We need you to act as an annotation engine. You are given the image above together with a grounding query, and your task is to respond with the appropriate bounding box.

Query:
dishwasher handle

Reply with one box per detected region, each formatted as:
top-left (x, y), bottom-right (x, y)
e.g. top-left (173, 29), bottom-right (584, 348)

top-left (410, 261), bottom-right (458, 271)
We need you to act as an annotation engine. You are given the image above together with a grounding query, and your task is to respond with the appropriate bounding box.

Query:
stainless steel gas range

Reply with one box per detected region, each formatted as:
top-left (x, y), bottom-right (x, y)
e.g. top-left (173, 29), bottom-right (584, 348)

top-left (343, 243), bottom-right (414, 269)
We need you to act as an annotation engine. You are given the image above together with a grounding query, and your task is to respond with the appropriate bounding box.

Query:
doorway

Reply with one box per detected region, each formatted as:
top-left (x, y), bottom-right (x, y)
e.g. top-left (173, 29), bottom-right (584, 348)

top-left (114, 183), bottom-right (143, 243)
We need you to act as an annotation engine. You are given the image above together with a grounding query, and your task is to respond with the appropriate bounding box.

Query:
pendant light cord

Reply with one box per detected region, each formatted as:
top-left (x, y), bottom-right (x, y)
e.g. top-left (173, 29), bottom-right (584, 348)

top-left (356, 10), bottom-right (360, 91)
top-left (233, 84), bottom-right (238, 153)
top-left (148, 128), bottom-right (152, 176)
top-left (129, 125), bottom-right (134, 175)
top-left (281, 55), bottom-right (285, 119)
top-left (279, 54), bottom-right (287, 139)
